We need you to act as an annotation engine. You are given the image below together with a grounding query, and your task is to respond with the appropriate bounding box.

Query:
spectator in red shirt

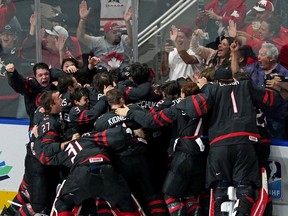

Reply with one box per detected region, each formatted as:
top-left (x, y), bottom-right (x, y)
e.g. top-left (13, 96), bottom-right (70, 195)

top-left (239, 0), bottom-right (288, 45)
top-left (195, 0), bottom-right (246, 46)
top-left (246, 0), bottom-right (275, 39)
top-left (229, 17), bottom-right (288, 53)
top-left (0, 0), bottom-right (16, 31)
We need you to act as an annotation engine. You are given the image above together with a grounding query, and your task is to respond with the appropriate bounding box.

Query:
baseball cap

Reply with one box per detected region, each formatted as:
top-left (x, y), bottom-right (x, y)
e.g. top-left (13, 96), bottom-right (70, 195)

top-left (45, 25), bottom-right (69, 40)
top-left (103, 21), bottom-right (123, 33)
top-left (214, 67), bottom-right (232, 80)
top-left (1, 24), bottom-right (17, 35)
top-left (178, 25), bottom-right (193, 38)
top-left (253, 0), bottom-right (274, 12)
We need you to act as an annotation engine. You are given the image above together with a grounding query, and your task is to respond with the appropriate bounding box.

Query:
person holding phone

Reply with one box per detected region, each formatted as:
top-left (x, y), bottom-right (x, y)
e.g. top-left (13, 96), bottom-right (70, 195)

top-left (195, 0), bottom-right (247, 47)
top-left (160, 25), bottom-right (202, 81)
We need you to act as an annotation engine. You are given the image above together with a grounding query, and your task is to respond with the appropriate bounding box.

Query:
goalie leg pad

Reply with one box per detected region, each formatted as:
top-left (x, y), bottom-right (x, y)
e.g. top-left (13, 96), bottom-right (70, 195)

top-left (234, 184), bottom-right (255, 215)
top-left (214, 186), bottom-right (229, 214)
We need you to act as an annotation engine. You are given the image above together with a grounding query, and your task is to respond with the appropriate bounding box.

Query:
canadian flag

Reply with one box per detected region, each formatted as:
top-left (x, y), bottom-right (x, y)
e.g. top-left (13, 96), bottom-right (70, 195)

top-left (101, 51), bottom-right (124, 70)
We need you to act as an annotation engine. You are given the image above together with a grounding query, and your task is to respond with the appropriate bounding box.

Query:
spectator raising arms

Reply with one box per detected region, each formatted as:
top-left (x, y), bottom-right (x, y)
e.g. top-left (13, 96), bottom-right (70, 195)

top-left (191, 28), bottom-right (234, 69)
top-left (160, 25), bottom-right (202, 81)
top-left (195, 0), bottom-right (246, 46)
top-left (230, 17), bottom-right (288, 53)
top-left (47, 11), bottom-right (83, 66)
top-left (76, 0), bottom-right (133, 70)
top-left (20, 14), bottom-right (81, 69)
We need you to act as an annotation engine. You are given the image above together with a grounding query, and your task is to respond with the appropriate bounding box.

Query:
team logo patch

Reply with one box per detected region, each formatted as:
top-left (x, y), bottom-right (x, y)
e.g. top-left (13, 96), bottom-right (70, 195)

top-left (89, 157), bottom-right (104, 163)
top-left (231, 10), bottom-right (239, 17)
top-left (249, 136), bottom-right (258, 142)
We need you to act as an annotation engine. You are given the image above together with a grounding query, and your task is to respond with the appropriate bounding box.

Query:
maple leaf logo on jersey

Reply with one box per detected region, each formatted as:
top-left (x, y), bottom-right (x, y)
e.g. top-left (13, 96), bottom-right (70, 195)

top-left (230, 10), bottom-right (239, 18)
top-left (101, 51), bottom-right (124, 69)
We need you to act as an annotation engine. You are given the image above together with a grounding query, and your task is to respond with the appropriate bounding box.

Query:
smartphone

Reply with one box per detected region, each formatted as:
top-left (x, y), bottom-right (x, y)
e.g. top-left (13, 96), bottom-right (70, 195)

top-left (165, 39), bottom-right (173, 46)
top-left (198, 1), bottom-right (205, 11)
top-left (201, 32), bottom-right (209, 40)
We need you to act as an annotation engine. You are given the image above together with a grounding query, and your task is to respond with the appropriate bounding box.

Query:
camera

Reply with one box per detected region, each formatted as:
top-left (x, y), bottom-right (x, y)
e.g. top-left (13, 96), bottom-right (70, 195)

top-left (266, 73), bottom-right (288, 82)
top-left (265, 73), bottom-right (274, 81)
top-left (278, 75), bottom-right (288, 82)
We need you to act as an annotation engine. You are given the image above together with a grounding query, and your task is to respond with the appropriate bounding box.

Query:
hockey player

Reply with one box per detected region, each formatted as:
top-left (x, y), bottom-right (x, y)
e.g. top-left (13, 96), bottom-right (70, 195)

top-left (115, 80), bottom-right (208, 216)
top-left (68, 87), bottom-right (111, 135)
top-left (117, 67), bottom-right (279, 216)
top-left (176, 67), bottom-right (278, 216)
top-left (148, 80), bottom-right (181, 191)
top-left (116, 62), bottom-right (162, 109)
top-left (94, 88), bottom-right (168, 216)
top-left (10, 91), bottom-right (65, 216)
top-left (2, 63), bottom-right (57, 216)
top-left (57, 74), bottom-right (80, 123)
top-left (33, 90), bottom-right (142, 216)
top-left (87, 72), bottom-right (111, 107)
top-left (6, 62), bottom-right (57, 130)
top-left (117, 62), bottom-right (164, 195)
top-left (234, 72), bottom-right (272, 216)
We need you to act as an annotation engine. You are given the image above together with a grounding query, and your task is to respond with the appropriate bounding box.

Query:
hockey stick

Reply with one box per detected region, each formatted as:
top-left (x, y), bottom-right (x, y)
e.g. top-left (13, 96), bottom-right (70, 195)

top-left (50, 180), bottom-right (66, 216)
top-left (7, 200), bottom-right (22, 208)
top-left (131, 193), bottom-right (146, 216)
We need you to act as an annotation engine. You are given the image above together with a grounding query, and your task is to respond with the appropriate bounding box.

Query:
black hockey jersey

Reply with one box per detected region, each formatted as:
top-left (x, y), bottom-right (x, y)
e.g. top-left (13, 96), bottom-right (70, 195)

top-left (94, 104), bottom-right (142, 132)
top-left (34, 126), bottom-right (133, 169)
top-left (117, 81), bottom-right (162, 109)
top-left (176, 80), bottom-right (278, 146)
top-left (7, 69), bottom-right (57, 129)
top-left (126, 98), bottom-right (205, 155)
top-left (87, 87), bottom-right (105, 108)
top-left (69, 97), bottom-right (108, 134)
top-left (94, 105), bottom-right (146, 155)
